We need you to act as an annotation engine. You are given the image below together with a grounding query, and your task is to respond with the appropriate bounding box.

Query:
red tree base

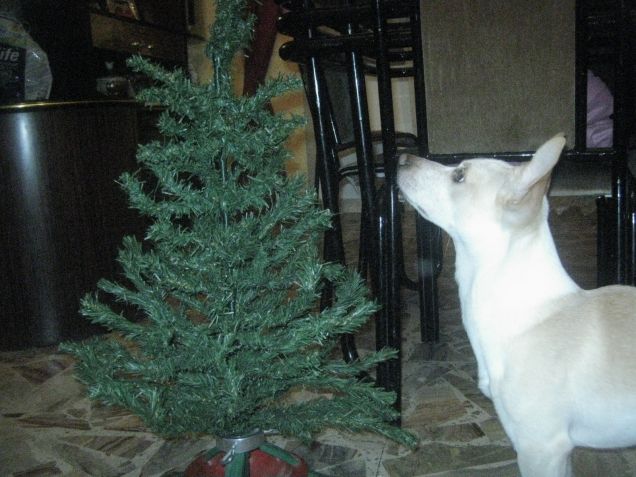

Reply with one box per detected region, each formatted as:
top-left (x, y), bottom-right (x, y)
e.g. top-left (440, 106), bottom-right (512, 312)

top-left (184, 442), bottom-right (311, 477)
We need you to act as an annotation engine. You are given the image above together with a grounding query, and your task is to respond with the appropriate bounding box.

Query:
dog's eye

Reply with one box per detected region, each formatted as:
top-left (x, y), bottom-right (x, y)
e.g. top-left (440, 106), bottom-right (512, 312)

top-left (452, 167), bottom-right (466, 183)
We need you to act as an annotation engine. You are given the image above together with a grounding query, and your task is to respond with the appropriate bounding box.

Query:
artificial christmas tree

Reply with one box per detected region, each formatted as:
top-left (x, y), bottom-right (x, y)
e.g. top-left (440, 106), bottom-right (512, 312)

top-left (61, 0), bottom-right (417, 473)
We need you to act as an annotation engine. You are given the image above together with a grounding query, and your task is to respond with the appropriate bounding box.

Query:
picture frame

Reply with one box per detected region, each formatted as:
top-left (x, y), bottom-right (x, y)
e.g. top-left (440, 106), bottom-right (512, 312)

top-left (105, 0), bottom-right (140, 20)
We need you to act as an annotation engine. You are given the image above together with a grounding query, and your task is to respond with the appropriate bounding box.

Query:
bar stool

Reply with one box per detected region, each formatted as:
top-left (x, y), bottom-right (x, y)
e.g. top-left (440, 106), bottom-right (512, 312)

top-left (584, 0), bottom-right (636, 286)
top-left (277, 0), bottom-right (442, 410)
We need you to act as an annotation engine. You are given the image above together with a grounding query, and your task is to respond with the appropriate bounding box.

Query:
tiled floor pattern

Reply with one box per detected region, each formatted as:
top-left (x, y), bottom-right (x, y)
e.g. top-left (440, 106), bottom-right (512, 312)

top-left (2, 197), bottom-right (636, 476)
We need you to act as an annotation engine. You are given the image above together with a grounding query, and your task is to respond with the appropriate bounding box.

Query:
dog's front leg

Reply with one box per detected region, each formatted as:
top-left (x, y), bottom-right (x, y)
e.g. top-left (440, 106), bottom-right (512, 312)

top-left (515, 436), bottom-right (573, 477)
top-left (477, 368), bottom-right (491, 398)
top-left (462, 320), bottom-right (492, 398)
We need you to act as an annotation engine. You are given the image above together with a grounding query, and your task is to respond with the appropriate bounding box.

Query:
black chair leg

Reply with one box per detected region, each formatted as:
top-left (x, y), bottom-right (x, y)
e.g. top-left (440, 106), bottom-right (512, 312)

top-left (372, 0), bottom-right (404, 413)
top-left (303, 57), bottom-right (360, 364)
top-left (376, 186), bottom-right (402, 419)
top-left (416, 215), bottom-right (440, 343)
top-left (597, 196), bottom-right (616, 287)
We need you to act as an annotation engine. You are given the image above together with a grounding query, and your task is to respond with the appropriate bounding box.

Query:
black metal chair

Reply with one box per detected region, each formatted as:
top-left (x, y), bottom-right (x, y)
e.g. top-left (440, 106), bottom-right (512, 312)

top-left (585, 0), bottom-right (636, 287)
top-left (277, 0), bottom-right (441, 411)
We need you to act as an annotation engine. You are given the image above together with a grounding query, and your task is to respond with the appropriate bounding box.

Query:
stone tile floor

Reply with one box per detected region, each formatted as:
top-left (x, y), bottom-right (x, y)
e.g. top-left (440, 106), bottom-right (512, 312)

top-left (2, 198), bottom-right (636, 476)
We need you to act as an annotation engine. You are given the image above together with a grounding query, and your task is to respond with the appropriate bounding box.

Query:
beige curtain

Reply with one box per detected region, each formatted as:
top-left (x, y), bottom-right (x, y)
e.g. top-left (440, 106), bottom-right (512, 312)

top-left (420, 0), bottom-right (575, 153)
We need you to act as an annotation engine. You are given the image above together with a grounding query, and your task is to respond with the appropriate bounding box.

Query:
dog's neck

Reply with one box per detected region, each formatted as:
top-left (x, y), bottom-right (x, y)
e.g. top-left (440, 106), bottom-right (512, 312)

top-left (451, 204), bottom-right (580, 393)
top-left (452, 206), bottom-right (579, 337)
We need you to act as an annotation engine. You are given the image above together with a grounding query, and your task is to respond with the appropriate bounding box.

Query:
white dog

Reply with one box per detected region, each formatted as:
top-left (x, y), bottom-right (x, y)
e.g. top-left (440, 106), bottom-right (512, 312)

top-left (397, 135), bottom-right (636, 477)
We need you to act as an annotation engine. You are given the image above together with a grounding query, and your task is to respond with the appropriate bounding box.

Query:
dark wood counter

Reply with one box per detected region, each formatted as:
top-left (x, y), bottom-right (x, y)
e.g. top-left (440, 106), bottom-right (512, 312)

top-left (0, 100), bottom-right (150, 349)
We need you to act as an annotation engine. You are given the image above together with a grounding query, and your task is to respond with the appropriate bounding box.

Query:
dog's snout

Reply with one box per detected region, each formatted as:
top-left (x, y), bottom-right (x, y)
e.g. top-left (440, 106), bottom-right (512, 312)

top-left (399, 153), bottom-right (413, 167)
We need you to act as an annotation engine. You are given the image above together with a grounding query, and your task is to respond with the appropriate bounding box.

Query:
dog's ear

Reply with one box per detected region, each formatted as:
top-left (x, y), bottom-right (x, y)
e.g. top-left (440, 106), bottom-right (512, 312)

top-left (509, 134), bottom-right (566, 203)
